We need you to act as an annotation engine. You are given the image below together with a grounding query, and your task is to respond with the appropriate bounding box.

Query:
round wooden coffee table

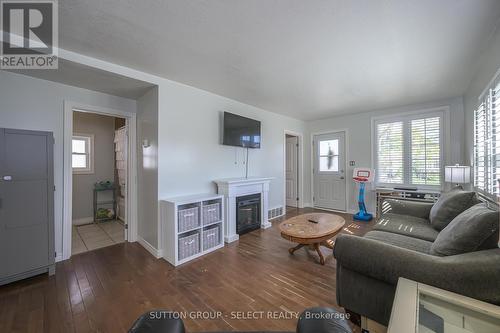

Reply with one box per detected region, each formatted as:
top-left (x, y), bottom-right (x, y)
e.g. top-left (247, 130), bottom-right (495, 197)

top-left (279, 213), bottom-right (345, 265)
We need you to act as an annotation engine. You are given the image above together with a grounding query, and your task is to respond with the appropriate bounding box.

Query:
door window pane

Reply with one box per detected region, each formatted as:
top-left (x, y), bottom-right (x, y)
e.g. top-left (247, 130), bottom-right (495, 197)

top-left (320, 156), bottom-right (338, 172)
top-left (319, 139), bottom-right (338, 156)
top-left (319, 139), bottom-right (339, 172)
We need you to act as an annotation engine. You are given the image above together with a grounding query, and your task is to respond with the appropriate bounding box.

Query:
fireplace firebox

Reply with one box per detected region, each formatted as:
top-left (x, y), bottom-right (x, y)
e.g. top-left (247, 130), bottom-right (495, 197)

top-left (236, 193), bottom-right (261, 235)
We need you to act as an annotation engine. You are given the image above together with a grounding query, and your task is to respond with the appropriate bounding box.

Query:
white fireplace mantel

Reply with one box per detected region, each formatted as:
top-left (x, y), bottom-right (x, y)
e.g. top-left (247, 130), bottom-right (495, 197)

top-left (214, 177), bottom-right (273, 243)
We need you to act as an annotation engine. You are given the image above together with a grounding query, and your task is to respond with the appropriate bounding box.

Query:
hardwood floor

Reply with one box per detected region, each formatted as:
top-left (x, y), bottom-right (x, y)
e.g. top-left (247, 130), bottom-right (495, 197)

top-left (0, 207), bottom-right (373, 333)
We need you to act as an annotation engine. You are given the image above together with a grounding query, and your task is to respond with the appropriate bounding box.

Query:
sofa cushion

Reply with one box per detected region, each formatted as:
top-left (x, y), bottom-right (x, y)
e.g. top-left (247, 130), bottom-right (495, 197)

top-left (373, 213), bottom-right (439, 241)
top-left (364, 230), bottom-right (432, 254)
top-left (429, 187), bottom-right (479, 231)
top-left (431, 203), bottom-right (499, 256)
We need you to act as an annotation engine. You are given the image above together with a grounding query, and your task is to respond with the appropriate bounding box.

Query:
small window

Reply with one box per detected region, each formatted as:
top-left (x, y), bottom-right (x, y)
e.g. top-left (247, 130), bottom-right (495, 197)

top-left (72, 134), bottom-right (94, 174)
top-left (318, 139), bottom-right (339, 172)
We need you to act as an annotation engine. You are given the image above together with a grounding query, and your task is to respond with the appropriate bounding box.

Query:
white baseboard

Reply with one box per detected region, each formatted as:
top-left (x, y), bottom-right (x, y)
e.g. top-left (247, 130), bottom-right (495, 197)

top-left (269, 213), bottom-right (285, 220)
top-left (224, 234), bottom-right (240, 243)
top-left (72, 217), bottom-right (93, 225)
top-left (137, 236), bottom-right (162, 258)
top-left (55, 253), bottom-right (63, 262)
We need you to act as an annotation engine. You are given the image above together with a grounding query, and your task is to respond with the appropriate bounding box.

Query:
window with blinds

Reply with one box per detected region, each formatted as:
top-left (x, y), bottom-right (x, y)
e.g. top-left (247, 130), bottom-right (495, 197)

top-left (411, 117), bottom-right (441, 186)
top-left (376, 121), bottom-right (404, 183)
top-left (374, 112), bottom-right (443, 188)
top-left (474, 75), bottom-right (500, 197)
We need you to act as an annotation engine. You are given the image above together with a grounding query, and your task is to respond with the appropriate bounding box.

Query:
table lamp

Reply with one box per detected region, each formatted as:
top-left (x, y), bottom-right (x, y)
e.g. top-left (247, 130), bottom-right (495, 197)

top-left (445, 164), bottom-right (471, 187)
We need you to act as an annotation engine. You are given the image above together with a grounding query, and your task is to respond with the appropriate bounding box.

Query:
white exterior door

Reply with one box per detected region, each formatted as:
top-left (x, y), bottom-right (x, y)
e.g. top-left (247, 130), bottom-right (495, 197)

top-left (313, 132), bottom-right (346, 211)
top-left (285, 136), bottom-right (299, 207)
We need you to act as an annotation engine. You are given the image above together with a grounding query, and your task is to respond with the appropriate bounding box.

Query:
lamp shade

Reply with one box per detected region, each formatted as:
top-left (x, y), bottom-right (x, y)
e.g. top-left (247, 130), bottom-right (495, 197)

top-left (445, 165), bottom-right (471, 184)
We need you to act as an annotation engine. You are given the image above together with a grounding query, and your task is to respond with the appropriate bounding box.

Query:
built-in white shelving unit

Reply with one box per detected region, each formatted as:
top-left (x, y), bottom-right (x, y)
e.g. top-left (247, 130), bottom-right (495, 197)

top-left (161, 193), bottom-right (224, 266)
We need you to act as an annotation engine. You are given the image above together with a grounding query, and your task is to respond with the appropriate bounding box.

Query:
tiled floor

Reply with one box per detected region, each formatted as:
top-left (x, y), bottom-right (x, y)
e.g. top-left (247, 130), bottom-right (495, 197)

top-left (72, 220), bottom-right (125, 254)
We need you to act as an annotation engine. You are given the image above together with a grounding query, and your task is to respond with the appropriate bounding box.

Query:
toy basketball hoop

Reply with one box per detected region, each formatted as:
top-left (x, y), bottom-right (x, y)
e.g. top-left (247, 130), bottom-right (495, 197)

top-left (353, 168), bottom-right (374, 183)
top-left (353, 168), bottom-right (374, 221)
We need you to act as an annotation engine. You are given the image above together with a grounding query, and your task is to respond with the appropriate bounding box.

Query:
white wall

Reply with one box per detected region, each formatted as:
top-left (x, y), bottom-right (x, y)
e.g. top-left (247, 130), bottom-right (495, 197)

top-left (72, 112), bottom-right (116, 222)
top-left (0, 67), bottom-right (306, 258)
top-left (157, 80), bottom-right (306, 211)
top-left (305, 97), bottom-right (465, 213)
top-left (0, 70), bottom-right (137, 259)
top-left (137, 87), bottom-right (159, 248)
top-left (464, 25), bottom-right (500, 166)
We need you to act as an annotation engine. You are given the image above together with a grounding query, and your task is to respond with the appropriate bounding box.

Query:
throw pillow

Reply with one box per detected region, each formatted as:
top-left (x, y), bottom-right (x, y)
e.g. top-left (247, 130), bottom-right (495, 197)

top-left (429, 187), bottom-right (479, 231)
top-left (430, 203), bottom-right (499, 256)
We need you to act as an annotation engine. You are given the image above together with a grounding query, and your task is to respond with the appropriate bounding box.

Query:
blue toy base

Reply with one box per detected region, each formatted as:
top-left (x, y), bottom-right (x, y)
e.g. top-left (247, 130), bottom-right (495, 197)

top-left (353, 181), bottom-right (373, 222)
top-left (353, 212), bottom-right (373, 222)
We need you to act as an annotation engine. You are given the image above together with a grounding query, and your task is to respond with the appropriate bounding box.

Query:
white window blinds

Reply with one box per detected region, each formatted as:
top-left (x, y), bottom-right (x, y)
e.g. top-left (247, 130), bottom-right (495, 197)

top-left (474, 74), bottom-right (500, 197)
top-left (374, 111), bottom-right (444, 188)
top-left (376, 121), bottom-right (404, 184)
top-left (410, 117), bottom-right (441, 186)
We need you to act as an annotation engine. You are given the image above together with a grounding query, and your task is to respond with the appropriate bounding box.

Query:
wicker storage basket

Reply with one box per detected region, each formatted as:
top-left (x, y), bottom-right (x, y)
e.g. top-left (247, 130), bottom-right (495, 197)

top-left (202, 225), bottom-right (220, 251)
top-left (178, 232), bottom-right (200, 260)
top-left (202, 203), bottom-right (220, 225)
top-left (178, 207), bottom-right (199, 232)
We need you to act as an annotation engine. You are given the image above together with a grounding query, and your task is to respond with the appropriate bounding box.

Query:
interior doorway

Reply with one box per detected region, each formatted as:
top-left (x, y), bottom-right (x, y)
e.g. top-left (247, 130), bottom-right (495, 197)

top-left (285, 134), bottom-right (299, 208)
top-left (63, 102), bottom-right (138, 261)
top-left (71, 111), bottom-right (128, 254)
top-left (312, 131), bottom-right (347, 211)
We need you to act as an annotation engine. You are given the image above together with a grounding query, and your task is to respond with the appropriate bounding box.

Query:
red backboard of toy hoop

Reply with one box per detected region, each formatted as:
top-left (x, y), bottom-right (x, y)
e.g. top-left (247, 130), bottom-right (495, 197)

top-left (353, 168), bottom-right (374, 182)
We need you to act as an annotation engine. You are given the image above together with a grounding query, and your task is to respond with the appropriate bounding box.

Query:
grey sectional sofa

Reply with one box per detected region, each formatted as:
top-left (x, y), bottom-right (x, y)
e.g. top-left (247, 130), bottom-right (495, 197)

top-left (333, 188), bottom-right (500, 326)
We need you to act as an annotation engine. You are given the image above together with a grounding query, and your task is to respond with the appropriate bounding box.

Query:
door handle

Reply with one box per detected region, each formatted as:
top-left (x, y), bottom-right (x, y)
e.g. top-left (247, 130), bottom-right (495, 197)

top-left (340, 176), bottom-right (345, 180)
top-left (2, 176), bottom-right (12, 181)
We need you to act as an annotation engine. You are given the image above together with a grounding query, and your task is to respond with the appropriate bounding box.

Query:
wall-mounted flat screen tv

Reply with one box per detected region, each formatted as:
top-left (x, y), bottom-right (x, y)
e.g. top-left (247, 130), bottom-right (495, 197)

top-left (223, 112), bottom-right (261, 148)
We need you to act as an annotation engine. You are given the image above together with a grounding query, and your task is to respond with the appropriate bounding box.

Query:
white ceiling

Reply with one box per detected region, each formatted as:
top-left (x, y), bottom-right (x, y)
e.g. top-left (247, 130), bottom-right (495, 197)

top-left (59, 0), bottom-right (500, 120)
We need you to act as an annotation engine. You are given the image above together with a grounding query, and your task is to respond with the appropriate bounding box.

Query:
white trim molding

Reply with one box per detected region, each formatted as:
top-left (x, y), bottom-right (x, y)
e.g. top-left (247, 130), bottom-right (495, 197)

top-left (138, 236), bottom-right (163, 259)
top-left (62, 101), bottom-right (138, 261)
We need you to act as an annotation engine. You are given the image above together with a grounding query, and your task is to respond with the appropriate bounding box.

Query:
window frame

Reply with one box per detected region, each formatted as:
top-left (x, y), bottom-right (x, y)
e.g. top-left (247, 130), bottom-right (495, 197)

top-left (372, 107), bottom-right (448, 190)
top-left (318, 138), bottom-right (340, 172)
top-left (473, 71), bottom-right (500, 199)
top-left (72, 133), bottom-right (94, 175)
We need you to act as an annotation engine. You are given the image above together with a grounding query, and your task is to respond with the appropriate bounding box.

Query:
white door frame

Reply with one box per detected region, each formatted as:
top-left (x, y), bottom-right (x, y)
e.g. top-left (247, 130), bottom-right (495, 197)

top-left (62, 101), bottom-right (138, 261)
top-left (310, 129), bottom-right (349, 213)
top-left (283, 130), bottom-right (304, 211)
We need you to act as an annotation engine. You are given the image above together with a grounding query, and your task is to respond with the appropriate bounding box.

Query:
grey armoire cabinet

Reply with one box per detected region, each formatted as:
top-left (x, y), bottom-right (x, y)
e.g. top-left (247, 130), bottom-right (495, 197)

top-left (0, 128), bottom-right (55, 285)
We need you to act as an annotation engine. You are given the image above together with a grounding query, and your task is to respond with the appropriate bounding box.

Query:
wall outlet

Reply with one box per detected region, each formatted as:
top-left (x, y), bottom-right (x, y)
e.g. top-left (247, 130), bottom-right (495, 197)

top-left (350, 160), bottom-right (356, 166)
